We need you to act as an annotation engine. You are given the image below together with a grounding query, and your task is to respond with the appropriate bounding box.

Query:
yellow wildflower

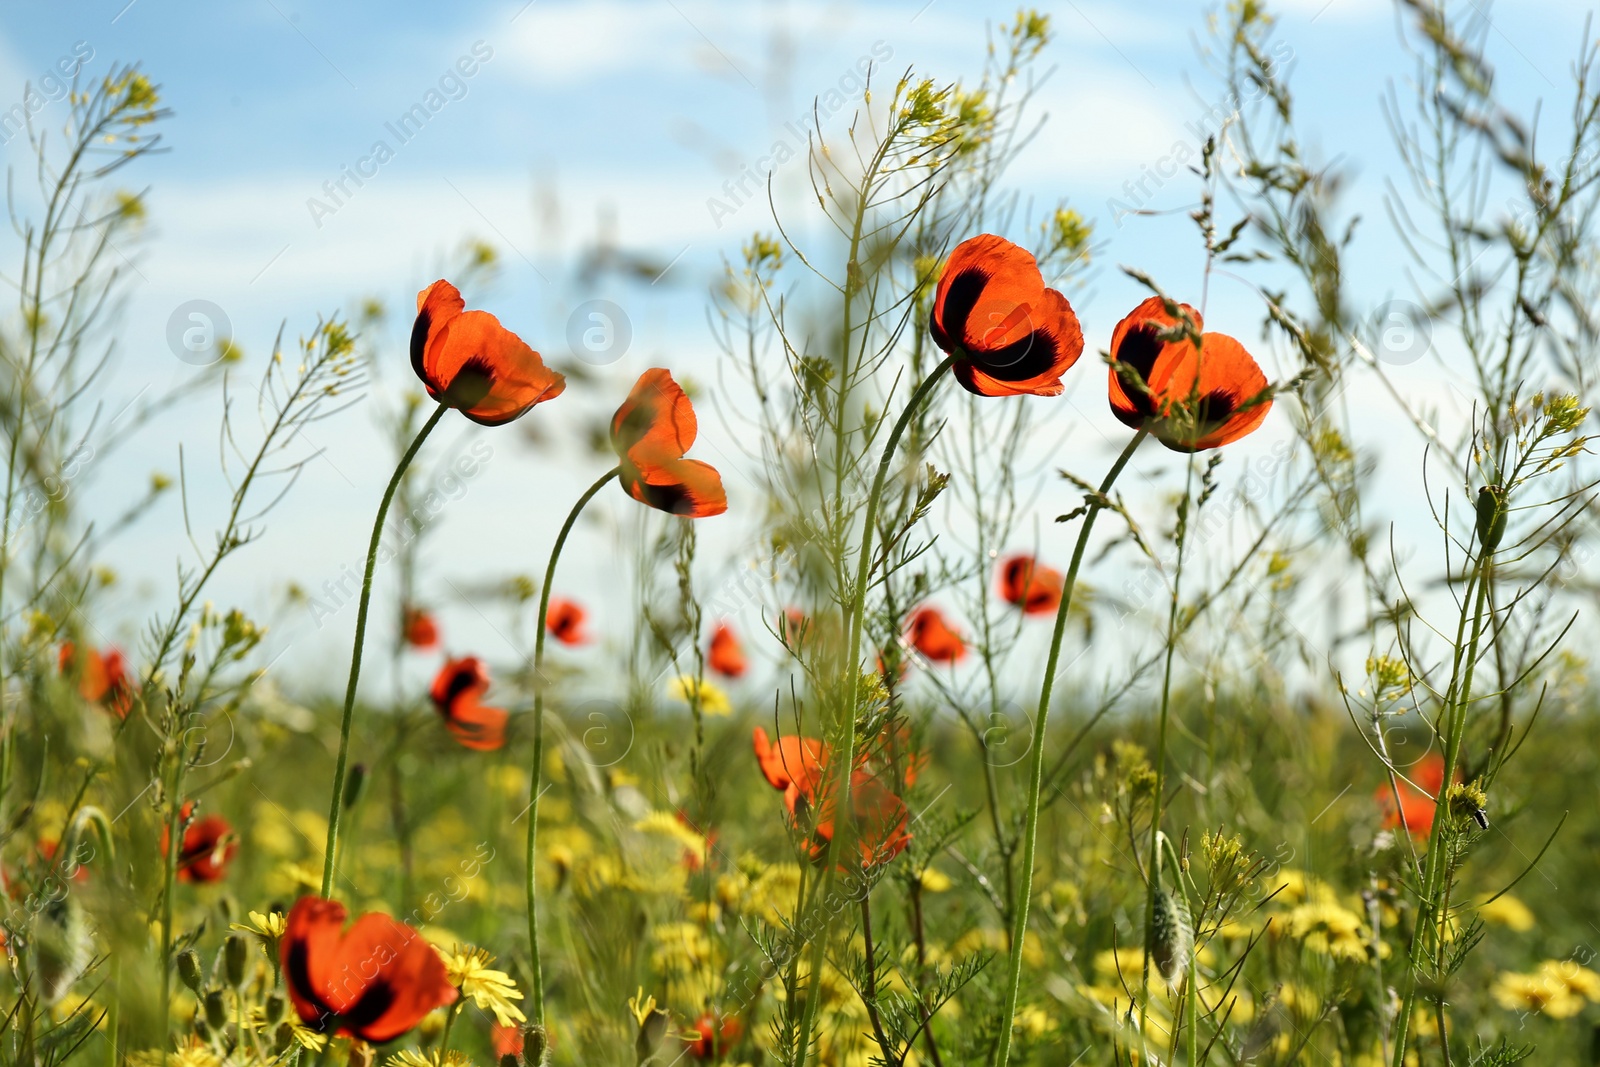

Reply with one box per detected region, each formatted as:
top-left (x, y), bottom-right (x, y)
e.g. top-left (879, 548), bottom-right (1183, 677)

top-left (442, 946), bottom-right (527, 1027)
top-left (1492, 970), bottom-right (1585, 1018)
top-left (1474, 893), bottom-right (1534, 932)
top-left (667, 675), bottom-right (731, 716)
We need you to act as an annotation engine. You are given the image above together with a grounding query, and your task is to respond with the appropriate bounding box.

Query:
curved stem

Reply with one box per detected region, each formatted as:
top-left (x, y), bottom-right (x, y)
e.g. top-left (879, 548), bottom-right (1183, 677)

top-left (993, 428), bottom-right (1146, 1067)
top-left (526, 464), bottom-right (619, 1051)
top-left (793, 353), bottom-right (956, 1067)
top-left (319, 403), bottom-right (448, 897)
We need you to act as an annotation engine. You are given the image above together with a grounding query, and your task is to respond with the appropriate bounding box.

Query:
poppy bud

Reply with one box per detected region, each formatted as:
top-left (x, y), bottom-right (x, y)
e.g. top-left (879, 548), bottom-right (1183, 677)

top-left (203, 990), bottom-right (229, 1031)
top-left (1149, 886), bottom-right (1193, 984)
top-left (263, 992), bottom-right (286, 1025)
top-left (176, 949), bottom-right (204, 993)
top-left (1475, 485), bottom-right (1507, 553)
top-left (500, 1056), bottom-right (519, 1067)
top-left (224, 934), bottom-right (249, 988)
top-left (526, 1024), bottom-right (549, 1066)
top-left (272, 1021), bottom-right (296, 1055)
top-left (342, 763), bottom-right (367, 810)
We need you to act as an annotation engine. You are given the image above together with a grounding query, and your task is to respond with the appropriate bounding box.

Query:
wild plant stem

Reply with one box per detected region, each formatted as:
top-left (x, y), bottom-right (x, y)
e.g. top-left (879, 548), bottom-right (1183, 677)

top-left (525, 464), bottom-right (619, 1050)
top-left (1140, 456), bottom-right (1196, 1046)
top-left (792, 353), bottom-right (956, 1067)
top-left (319, 404), bottom-right (447, 897)
top-left (994, 428), bottom-right (1147, 1067)
top-left (1390, 553), bottom-right (1492, 1066)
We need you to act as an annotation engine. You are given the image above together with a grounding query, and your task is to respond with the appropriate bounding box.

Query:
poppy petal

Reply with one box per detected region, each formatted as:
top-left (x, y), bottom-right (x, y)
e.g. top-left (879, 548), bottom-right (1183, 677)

top-left (329, 913), bottom-right (456, 1043)
top-left (619, 457), bottom-right (728, 518)
top-left (444, 698), bottom-right (509, 752)
top-left (283, 898), bottom-right (349, 1030)
top-left (611, 367), bottom-right (697, 457)
top-left (1148, 332), bottom-right (1272, 452)
top-left (1107, 296), bottom-right (1204, 427)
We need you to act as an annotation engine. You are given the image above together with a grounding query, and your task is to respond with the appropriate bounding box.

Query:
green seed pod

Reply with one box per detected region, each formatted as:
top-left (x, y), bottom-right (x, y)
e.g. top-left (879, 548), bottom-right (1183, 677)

top-left (273, 1021), bottom-right (296, 1055)
top-left (1475, 486), bottom-right (1507, 553)
top-left (263, 992), bottom-right (286, 1025)
top-left (526, 1024), bottom-right (550, 1066)
top-left (1149, 885), bottom-right (1193, 984)
top-left (176, 949), bottom-right (205, 994)
top-left (223, 934), bottom-right (249, 989)
top-left (203, 990), bottom-right (229, 1031)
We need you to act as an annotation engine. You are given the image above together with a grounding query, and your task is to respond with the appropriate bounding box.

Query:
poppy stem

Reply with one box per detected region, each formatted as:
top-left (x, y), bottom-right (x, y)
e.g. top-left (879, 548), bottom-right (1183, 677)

top-left (320, 403), bottom-right (448, 899)
top-left (993, 427), bottom-right (1147, 1067)
top-left (526, 463), bottom-right (620, 1047)
top-left (793, 352), bottom-right (956, 1067)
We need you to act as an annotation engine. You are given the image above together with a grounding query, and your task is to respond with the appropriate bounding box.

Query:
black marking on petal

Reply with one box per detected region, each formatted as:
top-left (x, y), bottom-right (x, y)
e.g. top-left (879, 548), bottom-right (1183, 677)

top-left (1115, 324), bottom-right (1164, 415)
top-left (971, 328), bottom-right (1061, 382)
top-left (410, 309), bottom-right (431, 381)
top-left (441, 355), bottom-right (496, 410)
top-left (285, 939), bottom-right (337, 1031)
top-left (936, 268), bottom-right (991, 348)
top-left (340, 980), bottom-right (397, 1039)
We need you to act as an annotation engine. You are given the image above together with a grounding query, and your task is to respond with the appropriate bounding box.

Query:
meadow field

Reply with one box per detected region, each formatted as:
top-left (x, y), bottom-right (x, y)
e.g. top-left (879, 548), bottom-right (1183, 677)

top-left (3, 2), bottom-right (1600, 1065)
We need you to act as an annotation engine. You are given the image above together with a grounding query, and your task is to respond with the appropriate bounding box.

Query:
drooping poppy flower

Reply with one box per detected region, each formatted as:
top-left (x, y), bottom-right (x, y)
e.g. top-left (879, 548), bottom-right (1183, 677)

top-left (428, 656), bottom-right (509, 752)
top-left (811, 769), bottom-right (913, 868)
top-left (1376, 753), bottom-right (1453, 837)
top-left (402, 606), bottom-right (439, 650)
top-left (545, 599), bottom-right (589, 646)
top-left (1107, 297), bottom-right (1273, 452)
top-left (609, 368), bottom-right (727, 517)
top-left (907, 606), bottom-right (967, 664)
top-left (998, 555), bottom-right (1064, 616)
top-left (684, 1011), bottom-right (742, 1059)
top-left (412, 280), bottom-right (566, 426)
top-left (707, 623), bottom-right (747, 678)
top-left (161, 801), bottom-right (238, 884)
top-left (929, 234), bottom-right (1086, 397)
top-left (282, 895), bottom-right (456, 1043)
top-left (58, 642), bottom-right (133, 718)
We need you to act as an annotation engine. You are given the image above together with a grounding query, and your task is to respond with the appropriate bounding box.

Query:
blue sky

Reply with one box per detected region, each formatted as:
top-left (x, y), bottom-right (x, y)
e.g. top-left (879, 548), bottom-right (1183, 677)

top-left (1, 0), bottom-right (1595, 699)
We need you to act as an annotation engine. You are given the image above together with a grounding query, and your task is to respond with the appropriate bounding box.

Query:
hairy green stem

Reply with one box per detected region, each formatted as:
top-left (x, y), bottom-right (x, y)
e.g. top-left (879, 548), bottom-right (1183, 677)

top-left (526, 464), bottom-right (619, 1050)
top-left (994, 428), bottom-right (1147, 1067)
top-left (320, 403), bottom-right (447, 897)
top-left (792, 354), bottom-right (956, 1067)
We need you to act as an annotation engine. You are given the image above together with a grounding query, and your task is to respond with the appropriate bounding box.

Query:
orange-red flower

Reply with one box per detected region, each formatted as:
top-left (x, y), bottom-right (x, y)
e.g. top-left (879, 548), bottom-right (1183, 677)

top-left (930, 234), bottom-right (1085, 397)
top-left (1376, 753), bottom-right (1453, 837)
top-left (753, 727), bottom-right (826, 817)
top-left (412, 279), bottom-right (566, 426)
top-left (1107, 296), bottom-right (1272, 452)
top-left (545, 599), bottom-right (589, 646)
top-left (998, 555), bottom-right (1063, 616)
top-left (707, 623), bottom-right (746, 678)
top-left (752, 727), bottom-right (912, 869)
top-left (610, 368), bottom-right (727, 517)
top-left (162, 801), bottom-right (238, 883)
top-left (685, 1011), bottom-right (742, 1058)
top-left (907, 606), bottom-right (967, 664)
top-left (402, 606), bottom-right (439, 650)
top-left (428, 656), bottom-right (509, 752)
top-left (282, 896), bottom-right (456, 1043)
top-left (492, 1023), bottom-right (524, 1060)
top-left (59, 642), bottom-right (133, 717)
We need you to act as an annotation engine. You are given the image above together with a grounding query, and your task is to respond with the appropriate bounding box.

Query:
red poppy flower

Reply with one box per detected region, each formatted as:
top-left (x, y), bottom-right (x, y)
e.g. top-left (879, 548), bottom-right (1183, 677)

top-left (684, 1011), bottom-right (742, 1059)
top-left (161, 801), bottom-right (238, 884)
top-left (609, 368), bottom-right (727, 517)
top-left (707, 623), bottom-right (747, 678)
top-left (428, 656), bottom-right (509, 752)
top-left (753, 727), bottom-right (826, 817)
top-left (753, 728), bottom-right (912, 869)
top-left (492, 1024), bottom-right (524, 1060)
top-left (1107, 297), bottom-right (1272, 452)
top-left (545, 599), bottom-right (589, 646)
top-left (402, 606), bottom-right (439, 650)
top-left (59, 642), bottom-right (133, 718)
top-left (282, 896), bottom-right (456, 1044)
top-left (412, 279), bottom-right (566, 426)
top-left (930, 234), bottom-right (1085, 397)
top-left (1376, 753), bottom-right (1453, 837)
top-left (998, 555), bottom-right (1063, 616)
top-left (907, 606), bottom-right (967, 664)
